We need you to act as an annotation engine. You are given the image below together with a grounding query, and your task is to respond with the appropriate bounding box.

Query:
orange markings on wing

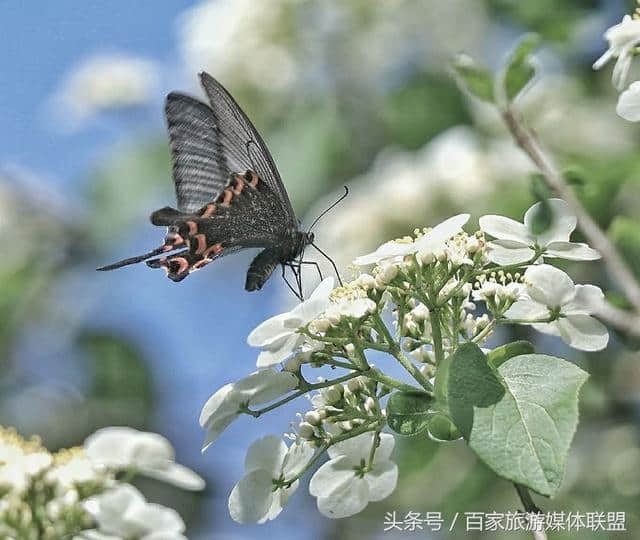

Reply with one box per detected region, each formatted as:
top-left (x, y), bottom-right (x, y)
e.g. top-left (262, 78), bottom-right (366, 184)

top-left (220, 189), bottom-right (233, 207)
top-left (192, 258), bottom-right (211, 270)
top-left (231, 174), bottom-right (245, 195)
top-left (201, 204), bottom-right (216, 218)
top-left (244, 171), bottom-right (259, 188)
top-left (194, 234), bottom-right (207, 255)
top-left (203, 243), bottom-right (223, 258)
top-left (171, 257), bottom-right (189, 275)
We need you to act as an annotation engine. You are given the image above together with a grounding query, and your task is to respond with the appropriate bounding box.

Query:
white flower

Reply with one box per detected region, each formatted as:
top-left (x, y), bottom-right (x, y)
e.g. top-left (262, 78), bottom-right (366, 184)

top-left (83, 484), bottom-right (186, 540)
top-left (248, 278), bottom-right (335, 367)
top-left (504, 265), bottom-right (609, 351)
top-left (479, 199), bottom-right (600, 265)
top-left (593, 15), bottom-right (640, 90)
top-left (51, 54), bottom-right (158, 129)
top-left (228, 436), bottom-right (314, 524)
top-left (200, 369), bottom-right (299, 451)
top-left (0, 430), bottom-right (52, 494)
top-left (472, 281), bottom-right (524, 303)
top-left (46, 453), bottom-right (99, 491)
top-left (84, 428), bottom-right (203, 491)
top-left (616, 80), bottom-right (640, 121)
top-left (309, 432), bottom-right (398, 518)
top-left (323, 297), bottom-right (377, 323)
top-left (353, 214), bottom-right (470, 266)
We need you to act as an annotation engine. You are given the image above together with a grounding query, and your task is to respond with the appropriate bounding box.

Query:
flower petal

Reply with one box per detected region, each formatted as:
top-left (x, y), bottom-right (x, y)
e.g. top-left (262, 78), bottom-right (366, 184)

top-left (557, 315), bottom-right (609, 351)
top-left (316, 478), bottom-right (369, 519)
top-left (327, 432), bottom-right (395, 462)
top-left (228, 469), bottom-right (274, 524)
top-left (524, 264), bottom-right (575, 307)
top-left (365, 460), bottom-right (398, 502)
top-left (260, 483), bottom-right (297, 523)
top-left (524, 199), bottom-right (576, 246)
top-left (353, 240), bottom-right (413, 266)
top-left (235, 369), bottom-right (299, 405)
top-left (504, 299), bottom-right (549, 321)
top-left (617, 80), bottom-right (640, 121)
top-left (247, 313), bottom-right (291, 347)
top-left (563, 284), bottom-right (605, 315)
top-left (244, 435), bottom-right (288, 476)
top-left (141, 462), bottom-right (205, 491)
top-left (546, 242), bottom-right (600, 261)
top-left (479, 215), bottom-right (531, 244)
top-left (282, 441), bottom-right (315, 478)
top-left (256, 334), bottom-right (302, 368)
top-left (309, 456), bottom-right (357, 497)
top-left (415, 214), bottom-right (470, 250)
top-left (485, 240), bottom-right (535, 265)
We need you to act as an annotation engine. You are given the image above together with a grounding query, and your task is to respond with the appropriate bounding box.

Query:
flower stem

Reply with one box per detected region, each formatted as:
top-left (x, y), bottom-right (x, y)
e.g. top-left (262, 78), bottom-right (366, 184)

top-left (501, 106), bottom-right (640, 335)
top-left (372, 312), bottom-right (434, 392)
top-left (245, 372), bottom-right (362, 417)
top-left (429, 307), bottom-right (445, 366)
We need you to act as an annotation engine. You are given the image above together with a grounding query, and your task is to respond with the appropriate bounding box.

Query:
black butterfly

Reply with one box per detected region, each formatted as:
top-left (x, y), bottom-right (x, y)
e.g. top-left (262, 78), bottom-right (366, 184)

top-left (98, 72), bottom-right (340, 299)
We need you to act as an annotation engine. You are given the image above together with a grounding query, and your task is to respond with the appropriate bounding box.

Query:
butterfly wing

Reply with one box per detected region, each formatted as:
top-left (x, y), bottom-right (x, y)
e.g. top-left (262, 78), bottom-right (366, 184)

top-left (165, 72), bottom-right (296, 224)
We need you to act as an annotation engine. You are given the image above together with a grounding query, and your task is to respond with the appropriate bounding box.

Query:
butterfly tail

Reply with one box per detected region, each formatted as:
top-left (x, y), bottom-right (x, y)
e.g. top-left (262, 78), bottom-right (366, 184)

top-left (96, 246), bottom-right (169, 271)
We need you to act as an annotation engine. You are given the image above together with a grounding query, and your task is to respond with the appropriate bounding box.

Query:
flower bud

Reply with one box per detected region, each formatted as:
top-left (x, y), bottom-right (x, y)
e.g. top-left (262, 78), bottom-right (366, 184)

top-left (364, 396), bottom-right (376, 413)
top-left (411, 303), bottom-right (430, 321)
top-left (344, 343), bottom-right (356, 357)
top-left (347, 377), bottom-right (364, 392)
top-left (419, 364), bottom-right (435, 378)
top-left (466, 236), bottom-right (480, 253)
top-left (339, 421), bottom-right (353, 431)
top-left (311, 317), bottom-right (331, 333)
top-left (283, 355), bottom-right (302, 372)
top-left (378, 264), bottom-right (398, 284)
top-left (304, 410), bottom-right (322, 426)
top-left (317, 408), bottom-right (328, 420)
top-left (357, 273), bottom-right (376, 290)
top-left (322, 385), bottom-right (344, 405)
top-left (418, 248), bottom-right (435, 265)
top-left (298, 422), bottom-right (315, 440)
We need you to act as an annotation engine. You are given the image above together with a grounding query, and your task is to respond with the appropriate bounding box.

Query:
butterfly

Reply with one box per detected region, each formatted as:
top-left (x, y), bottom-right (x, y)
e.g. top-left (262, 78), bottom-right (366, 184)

top-left (98, 72), bottom-right (341, 299)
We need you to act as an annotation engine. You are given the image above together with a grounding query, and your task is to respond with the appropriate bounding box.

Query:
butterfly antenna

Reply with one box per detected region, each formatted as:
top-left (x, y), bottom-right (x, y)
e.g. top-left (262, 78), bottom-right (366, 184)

top-left (96, 246), bottom-right (167, 271)
top-left (310, 242), bottom-right (343, 287)
top-left (307, 186), bottom-right (349, 233)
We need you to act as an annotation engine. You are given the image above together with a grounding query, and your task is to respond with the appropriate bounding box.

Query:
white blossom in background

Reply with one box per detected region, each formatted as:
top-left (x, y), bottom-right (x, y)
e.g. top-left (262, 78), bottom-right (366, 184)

top-left (50, 54), bottom-right (158, 130)
top-left (84, 427), bottom-right (204, 491)
top-left (480, 199), bottom-right (600, 265)
top-left (0, 425), bottom-right (200, 539)
top-left (616, 80), bottom-right (640, 121)
top-left (82, 484), bottom-right (186, 540)
top-left (504, 265), bottom-right (609, 351)
top-left (247, 277), bottom-right (335, 367)
top-left (228, 436), bottom-right (314, 523)
top-left (309, 432), bottom-right (398, 518)
top-left (593, 14), bottom-right (640, 90)
top-left (199, 369), bottom-right (299, 450)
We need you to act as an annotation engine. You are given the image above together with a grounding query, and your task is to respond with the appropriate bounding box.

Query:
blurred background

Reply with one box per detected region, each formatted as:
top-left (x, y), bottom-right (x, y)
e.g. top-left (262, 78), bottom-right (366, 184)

top-left (1, 0), bottom-right (640, 538)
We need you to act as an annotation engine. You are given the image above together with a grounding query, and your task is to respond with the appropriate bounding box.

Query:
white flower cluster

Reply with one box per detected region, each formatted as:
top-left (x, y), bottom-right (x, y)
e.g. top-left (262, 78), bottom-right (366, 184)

top-left (593, 5), bottom-right (640, 121)
top-left (199, 198), bottom-right (609, 525)
top-left (0, 426), bottom-right (203, 540)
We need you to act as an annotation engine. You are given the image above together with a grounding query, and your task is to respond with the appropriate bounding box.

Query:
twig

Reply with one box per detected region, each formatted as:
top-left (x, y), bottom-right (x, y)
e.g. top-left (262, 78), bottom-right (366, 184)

top-left (514, 484), bottom-right (548, 540)
top-left (502, 107), bottom-right (640, 337)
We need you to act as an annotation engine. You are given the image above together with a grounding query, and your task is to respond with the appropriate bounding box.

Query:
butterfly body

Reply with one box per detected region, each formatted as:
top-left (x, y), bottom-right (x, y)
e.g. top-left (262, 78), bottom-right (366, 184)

top-left (98, 72), bottom-right (315, 296)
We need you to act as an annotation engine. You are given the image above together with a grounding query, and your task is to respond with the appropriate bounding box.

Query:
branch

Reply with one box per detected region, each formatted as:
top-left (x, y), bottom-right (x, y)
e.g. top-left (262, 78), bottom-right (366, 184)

top-left (514, 483), bottom-right (548, 540)
top-left (501, 107), bottom-right (640, 315)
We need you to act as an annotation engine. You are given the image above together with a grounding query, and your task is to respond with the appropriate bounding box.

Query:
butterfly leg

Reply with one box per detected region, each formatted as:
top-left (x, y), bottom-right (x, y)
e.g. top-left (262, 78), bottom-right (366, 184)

top-left (281, 264), bottom-right (303, 300)
top-left (299, 260), bottom-right (323, 281)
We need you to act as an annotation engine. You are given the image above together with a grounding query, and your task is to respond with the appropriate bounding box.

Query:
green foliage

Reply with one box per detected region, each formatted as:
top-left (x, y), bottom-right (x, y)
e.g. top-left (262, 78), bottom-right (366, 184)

top-left (486, 0), bottom-right (599, 41)
top-left (501, 33), bottom-right (541, 102)
top-left (425, 413), bottom-right (461, 442)
top-left (609, 216), bottom-right (640, 280)
top-left (486, 341), bottom-right (535, 370)
top-left (386, 391), bottom-right (432, 436)
top-left (379, 71), bottom-right (471, 150)
top-left (452, 54), bottom-right (495, 103)
top-left (437, 344), bottom-right (588, 497)
top-left (78, 332), bottom-right (153, 428)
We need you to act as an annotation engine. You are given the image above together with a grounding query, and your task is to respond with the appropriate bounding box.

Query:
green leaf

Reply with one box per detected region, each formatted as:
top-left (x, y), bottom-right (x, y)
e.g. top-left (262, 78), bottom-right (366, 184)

top-left (502, 34), bottom-right (540, 102)
top-left (529, 175), bottom-right (553, 235)
top-left (386, 391), bottom-right (432, 436)
top-left (487, 341), bottom-right (535, 370)
top-left (443, 344), bottom-right (588, 496)
top-left (452, 54), bottom-right (495, 103)
top-left (426, 413), bottom-right (462, 442)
